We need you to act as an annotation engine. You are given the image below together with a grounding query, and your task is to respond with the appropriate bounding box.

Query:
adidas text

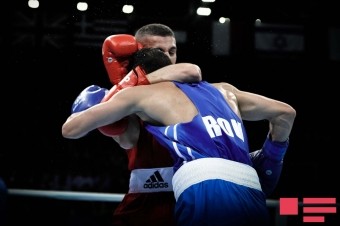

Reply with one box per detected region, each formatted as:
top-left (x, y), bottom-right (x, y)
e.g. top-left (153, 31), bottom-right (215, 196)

top-left (144, 182), bottom-right (169, 189)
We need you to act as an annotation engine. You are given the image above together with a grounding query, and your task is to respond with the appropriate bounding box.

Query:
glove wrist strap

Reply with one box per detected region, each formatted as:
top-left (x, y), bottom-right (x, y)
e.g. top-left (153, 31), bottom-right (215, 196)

top-left (262, 133), bottom-right (289, 161)
top-left (134, 66), bottom-right (150, 85)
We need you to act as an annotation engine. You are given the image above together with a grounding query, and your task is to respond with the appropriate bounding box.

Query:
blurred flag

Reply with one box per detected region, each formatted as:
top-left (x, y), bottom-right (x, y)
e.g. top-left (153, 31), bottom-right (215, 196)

top-left (74, 16), bottom-right (129, 48)
top-left (11, 11), bottom-right (129, 49)
top-left (255, 23), bottom-right (305, 54)
top-left (12, 11), bottom-right (69, 48)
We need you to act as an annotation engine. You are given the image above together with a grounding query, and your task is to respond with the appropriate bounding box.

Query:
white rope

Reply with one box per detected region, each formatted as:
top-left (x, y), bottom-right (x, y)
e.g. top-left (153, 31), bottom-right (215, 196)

top-left (8, 188), bottom-right (280, 207)
top-left (7, 189), bottom-right (291, 226)
top-left (8, 189), bottom-right (125, 202)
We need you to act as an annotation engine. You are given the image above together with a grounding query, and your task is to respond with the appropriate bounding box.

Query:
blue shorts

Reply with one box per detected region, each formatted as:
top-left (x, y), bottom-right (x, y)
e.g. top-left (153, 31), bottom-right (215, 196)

top-left (175, 179), bottom-right (270, 226)
top-left (172, 158), bottom-right (270, 226)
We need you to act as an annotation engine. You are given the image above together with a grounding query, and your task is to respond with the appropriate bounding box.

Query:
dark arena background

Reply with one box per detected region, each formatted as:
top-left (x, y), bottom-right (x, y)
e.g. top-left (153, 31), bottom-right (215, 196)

top-left (1, 0), bottom-right (340, 225)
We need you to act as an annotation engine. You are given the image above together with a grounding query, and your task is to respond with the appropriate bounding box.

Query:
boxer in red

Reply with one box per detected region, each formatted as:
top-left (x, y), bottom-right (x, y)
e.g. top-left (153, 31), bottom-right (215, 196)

top-left (100, 23), bottom-right (201, 226)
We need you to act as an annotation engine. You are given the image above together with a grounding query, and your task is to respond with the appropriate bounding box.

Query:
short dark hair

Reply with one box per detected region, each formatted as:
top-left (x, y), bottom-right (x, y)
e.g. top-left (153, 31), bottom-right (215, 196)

top-left (135, 23), bottom-right (175, 39)
top-left (130, 48), bottom-right (172, 74)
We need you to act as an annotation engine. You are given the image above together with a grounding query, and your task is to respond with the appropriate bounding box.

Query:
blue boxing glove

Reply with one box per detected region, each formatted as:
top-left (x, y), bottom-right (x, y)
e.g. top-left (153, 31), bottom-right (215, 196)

top-left (249, 134), bottom-right (289, 197)
top-left (71, 85), bottom-right (108, 113)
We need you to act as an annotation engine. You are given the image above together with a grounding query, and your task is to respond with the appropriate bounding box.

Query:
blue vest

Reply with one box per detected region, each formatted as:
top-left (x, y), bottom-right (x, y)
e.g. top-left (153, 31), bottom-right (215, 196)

top-left (145, 81), bottom-right (252, 172)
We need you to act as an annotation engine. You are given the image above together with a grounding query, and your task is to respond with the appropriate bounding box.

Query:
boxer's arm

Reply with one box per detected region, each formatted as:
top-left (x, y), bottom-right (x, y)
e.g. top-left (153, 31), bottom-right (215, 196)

top-left (62, 85), bottom-right (144, 139)
top-left (146, 63), bottom-right (202, 84)
top-left (217, 82), bottom-right (296, 142)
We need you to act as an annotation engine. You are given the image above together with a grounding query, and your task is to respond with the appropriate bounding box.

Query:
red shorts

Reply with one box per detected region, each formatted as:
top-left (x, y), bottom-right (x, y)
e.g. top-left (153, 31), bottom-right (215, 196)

top-left (112, 192), bottom-right (176, 226)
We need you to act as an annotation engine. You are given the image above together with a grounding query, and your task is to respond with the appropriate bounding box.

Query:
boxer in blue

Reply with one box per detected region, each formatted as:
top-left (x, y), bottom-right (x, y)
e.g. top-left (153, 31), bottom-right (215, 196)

top-left (62, 48), bottom-right (296, 226)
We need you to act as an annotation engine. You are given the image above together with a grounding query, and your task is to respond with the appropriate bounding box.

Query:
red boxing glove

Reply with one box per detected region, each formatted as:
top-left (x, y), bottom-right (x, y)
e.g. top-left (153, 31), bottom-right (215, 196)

top-left (97, 66), bottom-right (150, 137)
top-left (103, 66), bottom-right (150, 101)
top-left (102, 34), bottom-right (143, 85)
top-left (97, 117), bottom-right (129, 137)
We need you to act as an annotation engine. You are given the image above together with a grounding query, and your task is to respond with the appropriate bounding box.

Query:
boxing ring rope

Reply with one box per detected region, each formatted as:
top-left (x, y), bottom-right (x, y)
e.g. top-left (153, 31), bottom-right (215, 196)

top-left (8, 189), bottom-right (125, 202)
top-left (8, 188), bottom-right (287, 226)
top-left (9, 188), bottom-right (277, 205)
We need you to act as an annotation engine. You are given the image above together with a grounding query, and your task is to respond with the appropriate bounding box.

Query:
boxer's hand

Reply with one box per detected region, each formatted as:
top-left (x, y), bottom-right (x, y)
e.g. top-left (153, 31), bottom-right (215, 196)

top-left (250, 134), bottom-right (289, 196)
top-left (102, 34), bottom-right (143, 85)
top-left (71, 85), bottom-right (108, 113)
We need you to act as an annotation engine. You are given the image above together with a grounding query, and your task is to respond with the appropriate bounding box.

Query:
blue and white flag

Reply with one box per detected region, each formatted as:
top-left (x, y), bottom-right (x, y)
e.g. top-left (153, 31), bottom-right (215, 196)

top-left (255, 23), bottom-right (305, 54)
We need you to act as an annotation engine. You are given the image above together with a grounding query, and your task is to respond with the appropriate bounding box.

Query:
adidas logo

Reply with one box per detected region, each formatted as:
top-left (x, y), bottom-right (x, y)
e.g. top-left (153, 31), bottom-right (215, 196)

top-left (144, 170), bottom-right (169, 189)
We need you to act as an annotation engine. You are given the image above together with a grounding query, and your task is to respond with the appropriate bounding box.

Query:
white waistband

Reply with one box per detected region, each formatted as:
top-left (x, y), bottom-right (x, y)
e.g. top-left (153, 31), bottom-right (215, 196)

top-left (128, 167), bottom-right (174, 193)
top-left (172, 158), bottom-right (262, 200)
